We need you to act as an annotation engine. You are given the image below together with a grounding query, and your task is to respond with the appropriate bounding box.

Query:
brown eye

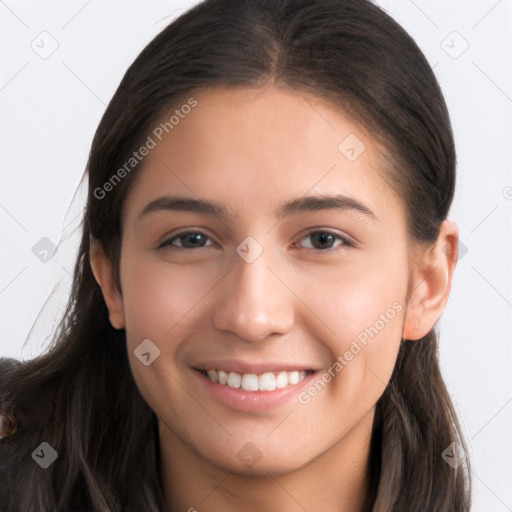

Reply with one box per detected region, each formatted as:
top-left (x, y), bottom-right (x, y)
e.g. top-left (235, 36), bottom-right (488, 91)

top-left (300, 231), bottom-right (354, 251)
top-left (159, 231), bottom-right (213, 249)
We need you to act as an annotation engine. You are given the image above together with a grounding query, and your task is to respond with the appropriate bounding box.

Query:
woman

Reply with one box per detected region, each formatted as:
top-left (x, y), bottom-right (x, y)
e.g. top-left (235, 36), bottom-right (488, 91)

top-left (0, 0), bottom-right (472, 510)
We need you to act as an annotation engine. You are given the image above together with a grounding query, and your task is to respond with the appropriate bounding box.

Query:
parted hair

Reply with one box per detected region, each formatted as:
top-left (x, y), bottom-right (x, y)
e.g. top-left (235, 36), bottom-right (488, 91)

top-left (0, 0), bottom-right (471, 510)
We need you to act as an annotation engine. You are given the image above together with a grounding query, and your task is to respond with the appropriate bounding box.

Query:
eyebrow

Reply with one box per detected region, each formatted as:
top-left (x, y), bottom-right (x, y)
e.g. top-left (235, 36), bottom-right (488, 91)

top-left (138, 193), bottom-right (378, 222)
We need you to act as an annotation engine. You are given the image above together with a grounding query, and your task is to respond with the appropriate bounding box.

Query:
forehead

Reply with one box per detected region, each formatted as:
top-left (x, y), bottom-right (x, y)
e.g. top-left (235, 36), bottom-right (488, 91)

top-left (122, 85), bottom-right (405, 227)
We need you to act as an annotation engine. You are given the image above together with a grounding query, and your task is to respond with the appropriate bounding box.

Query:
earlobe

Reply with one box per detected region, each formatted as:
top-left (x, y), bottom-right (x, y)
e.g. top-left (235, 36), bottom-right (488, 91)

top-left (89, 238), bottom-right (126, 330)
top-left (402, 220), bottom-right (459, 341)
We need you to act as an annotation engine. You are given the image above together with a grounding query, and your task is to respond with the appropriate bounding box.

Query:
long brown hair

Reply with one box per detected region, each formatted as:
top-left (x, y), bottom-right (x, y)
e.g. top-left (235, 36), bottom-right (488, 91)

top-left (0, 0), bottom-right (472, 510)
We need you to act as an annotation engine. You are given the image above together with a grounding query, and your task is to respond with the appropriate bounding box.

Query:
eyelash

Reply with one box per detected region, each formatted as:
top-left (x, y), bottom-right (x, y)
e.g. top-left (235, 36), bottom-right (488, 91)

top-left (157, 229), bottom-right (355, 253)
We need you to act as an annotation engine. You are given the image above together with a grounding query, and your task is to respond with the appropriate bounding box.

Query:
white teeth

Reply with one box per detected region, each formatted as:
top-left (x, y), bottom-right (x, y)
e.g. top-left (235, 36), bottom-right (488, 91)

top-left (288, 371), bottom-right (299, 385)
top-left (217, 370), bottom-right (228, 385)
top-left (203, 368), bottom-right (309, 390)
top-left (275, 371), bottom-right (288, 388)
top-left (241, 373), bottom-right (259, 391)
top-left (227, 372), bottom-right (241, 388)
top-left (258, 372), bottom-right (276, 391)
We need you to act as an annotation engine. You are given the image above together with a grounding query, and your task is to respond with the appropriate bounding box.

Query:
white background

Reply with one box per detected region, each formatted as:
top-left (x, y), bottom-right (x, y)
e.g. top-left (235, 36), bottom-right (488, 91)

top-left (1, 1), bottom-right (511, 510)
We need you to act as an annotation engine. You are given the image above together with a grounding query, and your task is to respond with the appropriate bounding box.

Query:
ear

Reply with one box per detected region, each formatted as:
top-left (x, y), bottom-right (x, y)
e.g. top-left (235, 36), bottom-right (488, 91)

top-left (403, 220), bottom-right (459, 340)
top-left (89, 238), bottom-right (126, 330)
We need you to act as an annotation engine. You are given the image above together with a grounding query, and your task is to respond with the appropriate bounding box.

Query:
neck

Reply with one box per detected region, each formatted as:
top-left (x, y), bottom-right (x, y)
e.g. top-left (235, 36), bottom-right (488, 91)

top-left (159, 407), bottom-right (376, 512)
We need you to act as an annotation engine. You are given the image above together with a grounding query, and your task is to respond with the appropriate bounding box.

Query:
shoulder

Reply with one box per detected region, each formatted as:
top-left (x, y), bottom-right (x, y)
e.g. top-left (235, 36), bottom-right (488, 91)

top-left (0, 356), bottom-right (21, 432)
top-left (0, 356), bottom-right (21, 413)
top-left (0, 357), bottom-right (62, 510)
top-left (0, 356), bottom-right (54, 443)
top-left (0, 356), bottom-right (21, 414)
top-left (0, 356), bottom-right (21, 390)
top-left (0, 357), bottom-right (22, 509)
top-left (0, 356), bottom-right (20, 373)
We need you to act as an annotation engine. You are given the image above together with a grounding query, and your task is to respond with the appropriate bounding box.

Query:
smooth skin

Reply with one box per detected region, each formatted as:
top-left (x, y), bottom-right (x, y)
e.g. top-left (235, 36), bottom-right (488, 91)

top-left (91, 85), bottom-right (459, 512)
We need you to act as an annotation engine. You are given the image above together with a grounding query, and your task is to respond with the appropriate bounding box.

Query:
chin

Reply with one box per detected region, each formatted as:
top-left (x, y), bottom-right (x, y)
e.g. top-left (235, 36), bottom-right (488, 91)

top-left (196, 439), bottom-right (315, 477)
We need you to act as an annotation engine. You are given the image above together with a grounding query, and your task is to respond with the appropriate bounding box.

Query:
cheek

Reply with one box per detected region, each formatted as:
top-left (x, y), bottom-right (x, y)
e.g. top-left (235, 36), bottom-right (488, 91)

top-left (297, 253), bottom-right (406, 395)
top-left (300, 253), bottom-right (406, 341)
top-left (119, 253), bottom-right (218, 344)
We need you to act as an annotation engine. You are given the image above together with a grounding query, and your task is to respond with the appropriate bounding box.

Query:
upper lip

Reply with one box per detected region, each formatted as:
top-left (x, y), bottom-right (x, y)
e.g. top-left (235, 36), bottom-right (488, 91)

top-left (192, 359), bottom-right (316, 374)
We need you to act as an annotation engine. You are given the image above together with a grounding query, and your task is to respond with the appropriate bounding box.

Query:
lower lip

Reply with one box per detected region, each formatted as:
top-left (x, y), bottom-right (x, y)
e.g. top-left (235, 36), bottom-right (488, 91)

top-left (193, 369), bottom-right (317, 412)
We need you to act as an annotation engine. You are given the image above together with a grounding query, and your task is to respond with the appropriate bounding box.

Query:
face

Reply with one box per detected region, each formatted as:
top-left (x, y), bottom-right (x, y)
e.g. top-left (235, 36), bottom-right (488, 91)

top-left (104, 85), bottom-right (414, 475)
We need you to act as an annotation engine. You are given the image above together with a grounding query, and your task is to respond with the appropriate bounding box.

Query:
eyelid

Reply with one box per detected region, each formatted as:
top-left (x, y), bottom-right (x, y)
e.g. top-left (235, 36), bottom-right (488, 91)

top-left (295, 229), bottom-right (356, 251)
top-left (157, 229), bottom-right (216, 249)
top-left (158, 228), bottom-right (357, 252)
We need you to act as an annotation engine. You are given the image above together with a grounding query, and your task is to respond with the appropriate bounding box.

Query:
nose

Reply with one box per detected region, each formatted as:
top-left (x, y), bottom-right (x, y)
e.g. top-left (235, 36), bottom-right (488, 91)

top-left (212, 243), bottom-right (294, 343)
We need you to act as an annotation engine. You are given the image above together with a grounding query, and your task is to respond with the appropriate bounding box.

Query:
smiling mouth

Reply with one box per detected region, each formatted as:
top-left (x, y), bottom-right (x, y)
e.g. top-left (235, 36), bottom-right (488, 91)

top-left (196, 369), bottom-right (314, 391)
